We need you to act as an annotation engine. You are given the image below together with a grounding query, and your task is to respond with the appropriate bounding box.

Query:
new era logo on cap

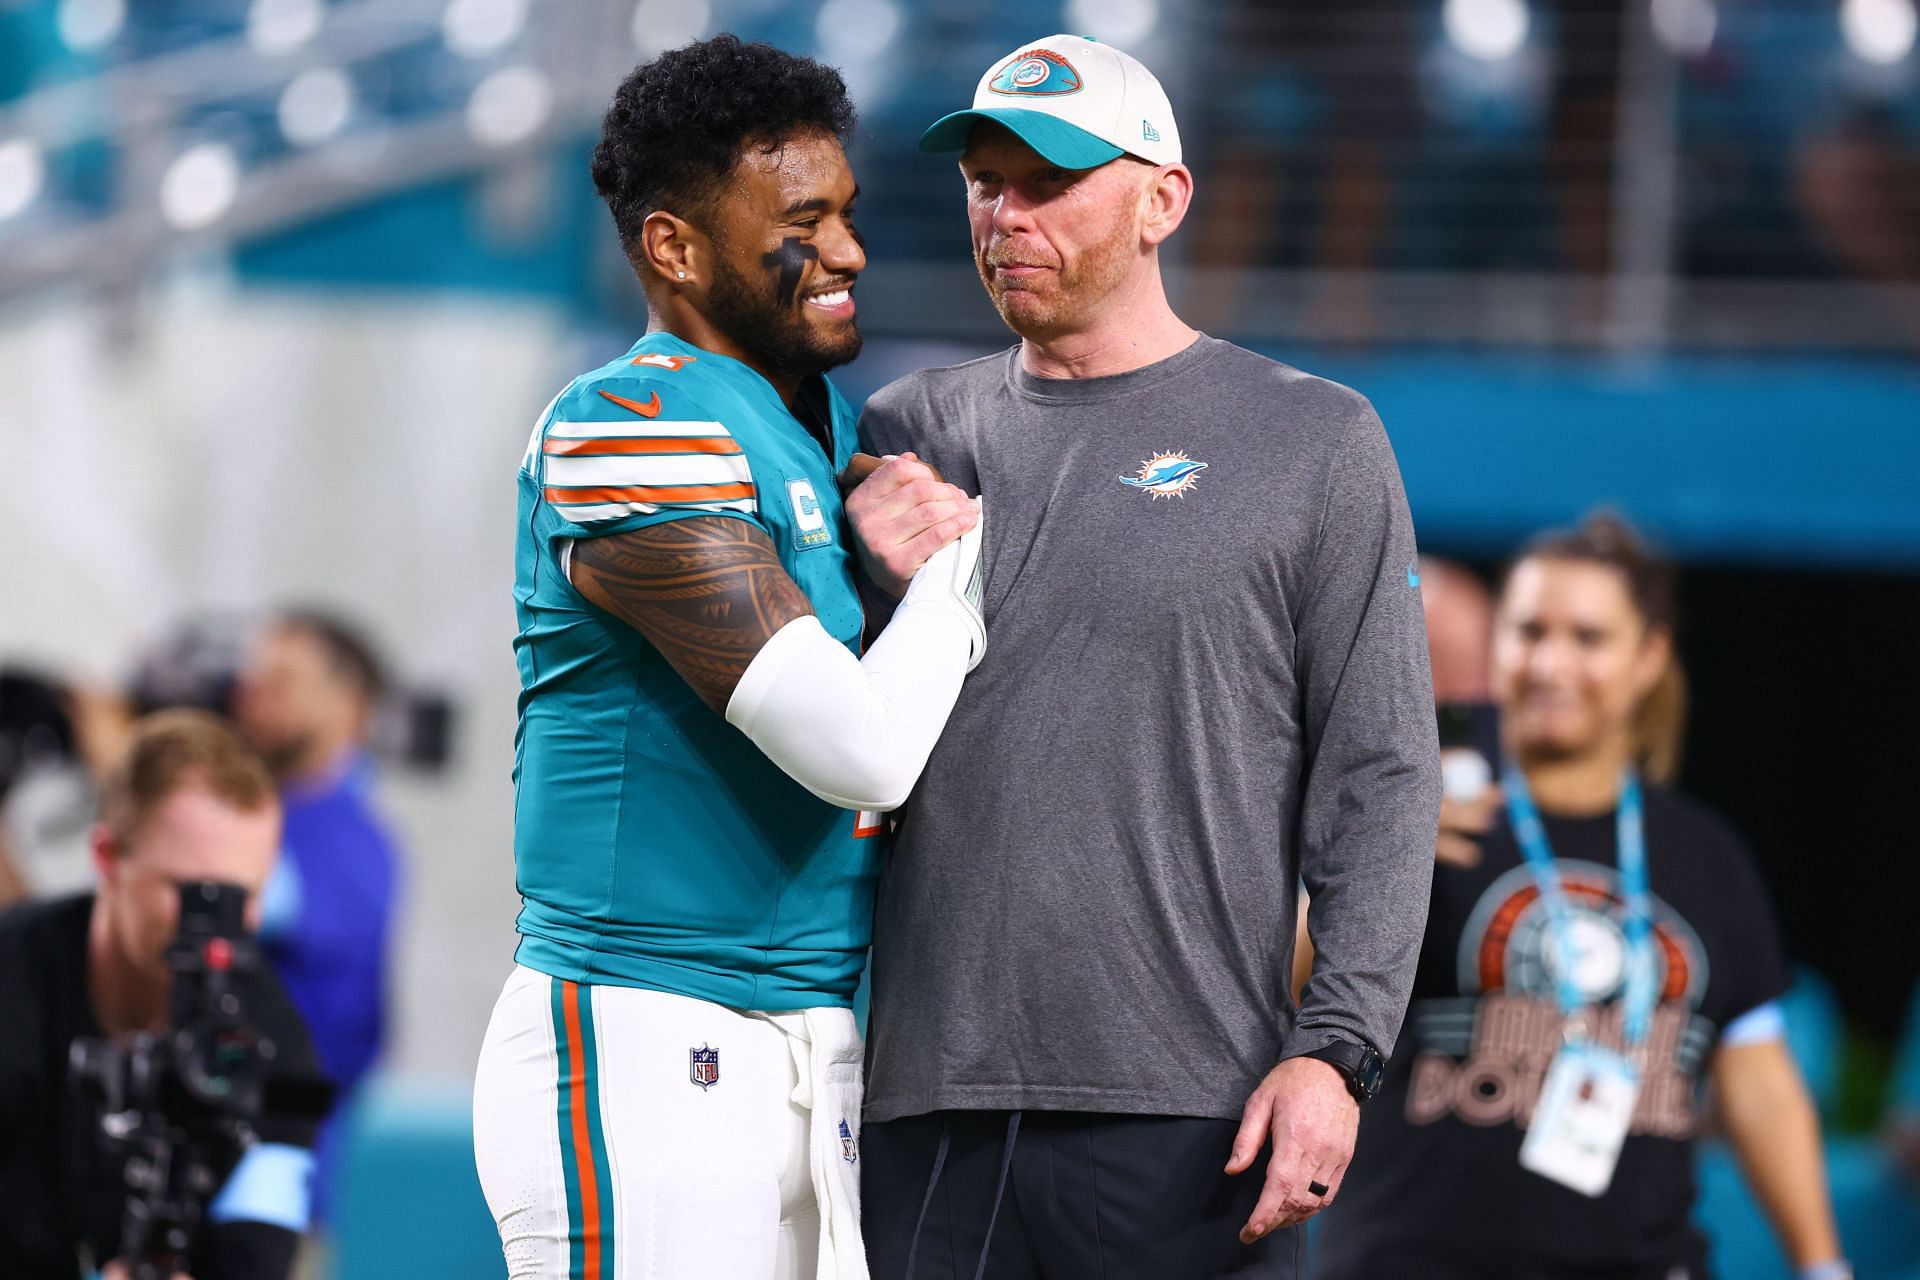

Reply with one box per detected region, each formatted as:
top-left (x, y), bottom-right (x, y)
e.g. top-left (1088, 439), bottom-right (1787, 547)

top-left (919, 34), bottom-right (1183, 169)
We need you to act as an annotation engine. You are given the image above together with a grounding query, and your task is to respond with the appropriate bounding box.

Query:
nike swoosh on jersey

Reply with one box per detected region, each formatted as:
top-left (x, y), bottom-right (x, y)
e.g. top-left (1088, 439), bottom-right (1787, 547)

top-left (599, 389), bottom-right (663, 418)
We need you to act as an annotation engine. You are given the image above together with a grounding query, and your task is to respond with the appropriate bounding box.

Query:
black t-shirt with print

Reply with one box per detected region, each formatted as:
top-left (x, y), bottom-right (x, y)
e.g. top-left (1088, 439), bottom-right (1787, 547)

top-left (0, 894), bottom-right (326, 1280)
top-left (1313, 784), bottom-right (1790, 1280)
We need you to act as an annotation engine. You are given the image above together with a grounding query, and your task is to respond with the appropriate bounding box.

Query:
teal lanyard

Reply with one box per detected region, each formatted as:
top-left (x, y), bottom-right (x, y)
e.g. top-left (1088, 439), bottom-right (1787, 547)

top-left (1501, 769), bottom-right (1658, 1049)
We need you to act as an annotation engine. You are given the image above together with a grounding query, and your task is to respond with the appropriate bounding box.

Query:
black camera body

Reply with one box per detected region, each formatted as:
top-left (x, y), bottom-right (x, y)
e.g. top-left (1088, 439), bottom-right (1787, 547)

top-left (70, 882), bottom-right (277, 1280)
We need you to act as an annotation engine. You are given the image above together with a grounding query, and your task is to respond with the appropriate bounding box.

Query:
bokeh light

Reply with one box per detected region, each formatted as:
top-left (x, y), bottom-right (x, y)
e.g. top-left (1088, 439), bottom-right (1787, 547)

top-left (631, 0), bottom-right (711, 56)
top-left (1444, 0), bottom-right (1531, 61)
top-left (279, 68), bottom-right (355, 147)
top-left (815, 0), bottom-right (903, 64)
top-left (247, 0), bottom-right (325, 57)
top-left (466, 66), bottom-right (552, 147)
top-left (1064, 0), bottom-right (1159, 47)
top-left (443, 0), bottom-right (529, 59)
top-left (159, 143), bottom-right (241, 230)
top-left (55, 0), bottom-right (126, 52)
top-left (1652, 0), bottom-right (1718, 57)
top-left (0, 139), bottom-right (47, 224)
top-left (1841, 0), bottom-right (1918, 64)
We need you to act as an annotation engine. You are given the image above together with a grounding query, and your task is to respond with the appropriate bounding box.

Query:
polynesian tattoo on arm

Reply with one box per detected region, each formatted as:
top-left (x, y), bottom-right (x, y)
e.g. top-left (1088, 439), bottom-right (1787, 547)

top-left (569, 517), bottom-right (814, 715)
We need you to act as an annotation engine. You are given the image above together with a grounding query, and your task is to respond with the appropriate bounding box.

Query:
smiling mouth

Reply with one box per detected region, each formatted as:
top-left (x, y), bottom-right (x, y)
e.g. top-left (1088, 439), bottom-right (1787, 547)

top-left (803, 283), bottom-right (855, 315)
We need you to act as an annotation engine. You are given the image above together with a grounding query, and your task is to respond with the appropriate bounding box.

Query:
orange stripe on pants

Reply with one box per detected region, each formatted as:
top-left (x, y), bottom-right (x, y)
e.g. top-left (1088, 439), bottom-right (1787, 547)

top-left (561, 981), bottom-right (601, 1280)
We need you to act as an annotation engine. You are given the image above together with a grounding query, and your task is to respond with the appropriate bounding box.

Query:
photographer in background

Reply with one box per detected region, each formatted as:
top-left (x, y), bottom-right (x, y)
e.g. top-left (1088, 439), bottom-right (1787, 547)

top-left (233, 610), bottom-right (401, 1224)
top-left (0, 711), bottom-right (324, 1280)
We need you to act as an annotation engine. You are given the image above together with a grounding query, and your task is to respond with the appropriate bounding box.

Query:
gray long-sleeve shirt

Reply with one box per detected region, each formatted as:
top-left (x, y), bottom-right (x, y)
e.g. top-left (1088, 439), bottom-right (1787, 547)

top-left (859, 337), bottom-right (1439, 1124)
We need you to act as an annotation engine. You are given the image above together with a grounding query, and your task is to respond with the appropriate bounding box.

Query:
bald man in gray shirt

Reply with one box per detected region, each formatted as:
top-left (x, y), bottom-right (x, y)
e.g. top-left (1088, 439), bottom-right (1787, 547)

top-left (842, 36), bottom-right (1439, 1279)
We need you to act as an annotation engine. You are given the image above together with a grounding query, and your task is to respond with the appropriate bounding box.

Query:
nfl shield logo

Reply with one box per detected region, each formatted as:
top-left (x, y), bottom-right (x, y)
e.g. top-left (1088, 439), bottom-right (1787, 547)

top-left (839, 1118), bottom-right (858, 1164)
top-left (689, 1045), bottom-right (720, 1091)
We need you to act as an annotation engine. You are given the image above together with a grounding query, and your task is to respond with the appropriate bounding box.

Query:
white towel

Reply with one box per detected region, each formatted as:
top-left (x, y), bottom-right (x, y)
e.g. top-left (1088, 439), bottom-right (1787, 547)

top-left (763, 1008), bottom-right (869, 1280)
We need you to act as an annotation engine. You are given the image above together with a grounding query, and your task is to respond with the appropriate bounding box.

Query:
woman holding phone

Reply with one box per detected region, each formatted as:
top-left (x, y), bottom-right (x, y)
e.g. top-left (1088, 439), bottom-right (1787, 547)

top-left (1311, 514), bottom-right (1848, 1280)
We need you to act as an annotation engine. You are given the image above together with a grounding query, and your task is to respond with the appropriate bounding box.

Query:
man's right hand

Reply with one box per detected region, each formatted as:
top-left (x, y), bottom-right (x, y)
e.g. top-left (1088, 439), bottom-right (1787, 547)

top-left (843, 453), bottom-right (980, 600)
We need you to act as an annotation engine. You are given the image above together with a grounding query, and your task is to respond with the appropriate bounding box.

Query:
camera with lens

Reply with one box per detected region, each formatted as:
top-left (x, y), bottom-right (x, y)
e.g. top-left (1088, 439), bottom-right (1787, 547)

top-left (69, 882), bottom-right (278, 1280)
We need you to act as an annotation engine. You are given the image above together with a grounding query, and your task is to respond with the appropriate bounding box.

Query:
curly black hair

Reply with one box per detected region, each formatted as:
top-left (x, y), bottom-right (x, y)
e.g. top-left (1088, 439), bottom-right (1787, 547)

top-left (592, 35), bottom-right (856, 256)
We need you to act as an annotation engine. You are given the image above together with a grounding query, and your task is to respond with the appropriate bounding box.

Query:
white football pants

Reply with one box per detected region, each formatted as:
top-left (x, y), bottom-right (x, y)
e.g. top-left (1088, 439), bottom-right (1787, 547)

top-left (472, 966), bottom-right (868, 1280)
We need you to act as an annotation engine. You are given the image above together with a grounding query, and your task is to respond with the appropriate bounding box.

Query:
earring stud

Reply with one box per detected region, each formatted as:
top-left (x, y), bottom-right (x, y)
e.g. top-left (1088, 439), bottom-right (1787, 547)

top-left (677, 270), bottom-right (687, 279)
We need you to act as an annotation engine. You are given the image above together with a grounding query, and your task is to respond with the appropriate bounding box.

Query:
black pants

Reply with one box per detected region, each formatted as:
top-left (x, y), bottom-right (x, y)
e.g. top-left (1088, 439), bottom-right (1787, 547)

top-left (861, 1110), bottom-right (1303, 1280)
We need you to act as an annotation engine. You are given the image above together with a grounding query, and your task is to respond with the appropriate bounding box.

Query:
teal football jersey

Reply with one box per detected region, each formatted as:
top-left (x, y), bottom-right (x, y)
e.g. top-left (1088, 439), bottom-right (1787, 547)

top-left (510, 332), bottom-right (880, 1011)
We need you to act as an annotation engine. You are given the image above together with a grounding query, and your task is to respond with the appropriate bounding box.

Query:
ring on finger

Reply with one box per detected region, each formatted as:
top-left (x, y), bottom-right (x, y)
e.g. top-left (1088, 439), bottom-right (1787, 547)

top-left (1308, 1180), bottom-right (1330, 1197)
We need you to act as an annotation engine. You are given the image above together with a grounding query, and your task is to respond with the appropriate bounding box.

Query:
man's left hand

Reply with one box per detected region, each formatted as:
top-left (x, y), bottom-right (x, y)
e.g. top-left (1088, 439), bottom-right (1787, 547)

top-left (1225, 1055), bottom-right (1359, 1244)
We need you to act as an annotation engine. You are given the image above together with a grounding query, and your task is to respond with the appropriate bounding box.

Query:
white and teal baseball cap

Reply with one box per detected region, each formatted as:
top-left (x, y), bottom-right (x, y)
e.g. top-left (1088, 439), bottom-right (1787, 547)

top-left (919, 34), bottom-right (1183, 169)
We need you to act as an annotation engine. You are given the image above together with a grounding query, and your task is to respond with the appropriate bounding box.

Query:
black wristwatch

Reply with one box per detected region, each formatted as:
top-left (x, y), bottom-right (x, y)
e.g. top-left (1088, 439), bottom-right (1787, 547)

top-left (1300, 1039), bottom-right (1385, 1105)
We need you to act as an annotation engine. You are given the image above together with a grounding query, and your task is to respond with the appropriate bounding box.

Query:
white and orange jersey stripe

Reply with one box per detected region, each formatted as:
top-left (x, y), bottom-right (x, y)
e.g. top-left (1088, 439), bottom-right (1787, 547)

top-left (539, 414), bottom-right (758, 523)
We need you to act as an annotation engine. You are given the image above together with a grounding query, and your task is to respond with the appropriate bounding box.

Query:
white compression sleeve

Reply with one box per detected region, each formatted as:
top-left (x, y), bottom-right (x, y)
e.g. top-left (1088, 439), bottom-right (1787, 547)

top-left (724, 608), bottom-right (969, 811)
top-left (725, 511), bottom-right (986, 811)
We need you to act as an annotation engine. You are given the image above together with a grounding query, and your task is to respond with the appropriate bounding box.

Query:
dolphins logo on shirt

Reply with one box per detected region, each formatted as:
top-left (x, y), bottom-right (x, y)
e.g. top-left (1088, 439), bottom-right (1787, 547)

top-left (1121, 450), bottom-right (1208, 500)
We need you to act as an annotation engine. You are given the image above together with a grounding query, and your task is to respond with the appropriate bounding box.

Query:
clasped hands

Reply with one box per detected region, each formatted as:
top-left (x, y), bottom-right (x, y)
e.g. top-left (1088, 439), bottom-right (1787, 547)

top-left (840, 452), bottom-right (978, 599)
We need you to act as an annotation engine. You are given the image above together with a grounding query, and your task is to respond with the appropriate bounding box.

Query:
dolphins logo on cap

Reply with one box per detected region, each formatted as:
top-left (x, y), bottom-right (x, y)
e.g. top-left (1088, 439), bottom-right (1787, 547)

top-left (988, 49), bottom-right (1084, 96)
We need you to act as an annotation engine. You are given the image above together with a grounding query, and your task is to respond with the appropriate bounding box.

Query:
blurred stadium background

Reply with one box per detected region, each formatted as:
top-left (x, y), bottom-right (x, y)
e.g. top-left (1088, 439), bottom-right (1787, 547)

top-left (2, 0), bottom-right (1918, 1275)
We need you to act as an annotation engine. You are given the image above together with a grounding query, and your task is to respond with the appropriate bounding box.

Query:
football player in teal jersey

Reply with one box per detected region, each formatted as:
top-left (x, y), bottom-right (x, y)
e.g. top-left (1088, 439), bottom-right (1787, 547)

top-left (472, 38), bottom-right (985, 1280)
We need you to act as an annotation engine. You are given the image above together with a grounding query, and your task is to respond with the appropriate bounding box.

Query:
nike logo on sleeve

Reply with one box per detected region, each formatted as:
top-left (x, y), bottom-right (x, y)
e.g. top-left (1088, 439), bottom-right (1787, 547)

top-left (599, 389), bottom-right (664, 418)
